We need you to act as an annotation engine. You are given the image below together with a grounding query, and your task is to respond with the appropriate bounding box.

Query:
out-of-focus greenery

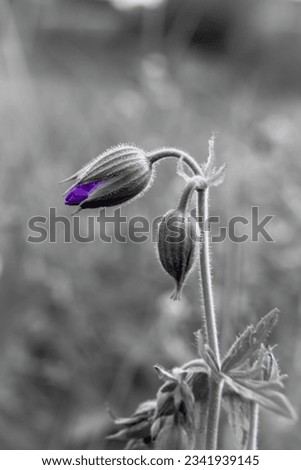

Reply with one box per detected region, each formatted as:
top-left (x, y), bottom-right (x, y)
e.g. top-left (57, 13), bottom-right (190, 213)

top-left (1, 0), bottom-right (301, 449)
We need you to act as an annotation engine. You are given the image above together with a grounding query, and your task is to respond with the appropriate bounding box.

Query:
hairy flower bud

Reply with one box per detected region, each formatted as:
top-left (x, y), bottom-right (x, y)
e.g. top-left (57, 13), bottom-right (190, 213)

top-left (157, 181), bottom-right (197, 300)
top-left (151, 377), bottom-right (195, 450)
top-left (61, 145), bottom-right (154, 211)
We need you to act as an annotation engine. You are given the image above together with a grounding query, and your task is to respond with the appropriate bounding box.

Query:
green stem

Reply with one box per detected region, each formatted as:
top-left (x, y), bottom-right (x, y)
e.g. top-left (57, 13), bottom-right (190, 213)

top-left (247, 402), bottom-right (259, 450)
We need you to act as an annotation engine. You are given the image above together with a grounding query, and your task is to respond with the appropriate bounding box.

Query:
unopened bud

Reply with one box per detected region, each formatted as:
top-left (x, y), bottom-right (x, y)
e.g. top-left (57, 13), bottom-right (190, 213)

top-left (61, 144), bottom-right (154, 211)
top-left (157, 208), bottom-right (196, 301)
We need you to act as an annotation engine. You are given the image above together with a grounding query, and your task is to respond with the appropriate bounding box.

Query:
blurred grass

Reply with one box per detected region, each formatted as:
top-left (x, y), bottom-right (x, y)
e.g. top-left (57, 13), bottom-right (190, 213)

top-left (1, 0), bottom-right (301, 449)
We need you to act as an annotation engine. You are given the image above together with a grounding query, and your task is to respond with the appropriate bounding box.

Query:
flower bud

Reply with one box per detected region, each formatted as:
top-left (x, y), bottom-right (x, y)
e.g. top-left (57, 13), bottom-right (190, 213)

top-left (61, 145), bottom-right (154, 211)
top-left (151, 378), bottom-right (195, 450)
top-left (157, 205), bottom-right (196, 300)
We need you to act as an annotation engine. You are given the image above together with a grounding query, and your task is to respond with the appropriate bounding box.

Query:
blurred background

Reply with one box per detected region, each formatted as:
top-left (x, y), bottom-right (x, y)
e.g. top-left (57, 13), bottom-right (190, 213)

top-left (1, 0), bottom-right (301, 450)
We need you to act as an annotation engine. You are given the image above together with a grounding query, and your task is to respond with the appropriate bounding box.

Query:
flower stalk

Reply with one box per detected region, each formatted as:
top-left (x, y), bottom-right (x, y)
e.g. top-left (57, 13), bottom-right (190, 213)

top-left (197, 189), bottom-right (219, 361)
top-left (197, 188), bottom-right (223, 450)
top-left (247, 402), bottom-right (259, 450)
top-left (205, 380), bottom-right (224, 450)
top-left (148, 147), bottom-right (202, 176)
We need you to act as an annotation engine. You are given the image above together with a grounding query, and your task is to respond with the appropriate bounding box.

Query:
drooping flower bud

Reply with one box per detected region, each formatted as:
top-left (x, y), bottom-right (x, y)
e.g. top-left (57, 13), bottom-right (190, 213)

top-left (61, 145), bottom-right (154, 211)
top-left (157, 180), bottom-right (197, 300)
top-left (151, 368), bottom-right (195, 450)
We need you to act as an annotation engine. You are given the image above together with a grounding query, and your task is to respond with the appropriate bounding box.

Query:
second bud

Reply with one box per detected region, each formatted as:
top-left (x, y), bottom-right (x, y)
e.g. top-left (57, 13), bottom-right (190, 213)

top-left (157, 180), bottom-right (198, 300)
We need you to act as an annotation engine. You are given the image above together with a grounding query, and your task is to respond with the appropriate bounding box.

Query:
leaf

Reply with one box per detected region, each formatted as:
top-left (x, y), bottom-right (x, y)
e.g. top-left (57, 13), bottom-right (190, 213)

top-left (194, 400), bottom-right (209, 449)
top-left (182, 358), bottom-right (209, 374)
top-left (222, 326), bottom-right (254, 373)
top-left (222, 309), bottom-right (279, 373)
top-left (113, 400), bottom-right (156, 427)
top-left (125, 438), bottom-right (153, 450)
top-left (223, 393), bottom-right (251, 449)
top-left (253, 309), bottom-right (279, 343)
top-left (187, 372), bottom-right (209, 403)
top-left (107, 400), bottom-right (156, 441)
top-left (203, 345), bottom-right (220, 373)
top-left (236, 378), bottom-right (284, 394)
top-left (223, 375), bottom-right (297, 421)
top-left (201, 134), bottom-right (226, 187)
top-left (154, 365), bottom-right (177, 382)
top-left (229, 366), bottom-right (264, 380)
top-left (204, 134), bottom-right (216, 174)
top-left (210, 164), bottom-right (227, 187)
top-left (194, 329), bottom-right (208, 357)
top-left (261, 345), bottom-right (282, 381)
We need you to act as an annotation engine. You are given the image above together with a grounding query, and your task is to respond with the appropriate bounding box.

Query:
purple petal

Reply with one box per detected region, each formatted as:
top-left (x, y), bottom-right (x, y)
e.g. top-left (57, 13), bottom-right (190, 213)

top-left (65, 181), bottom-right (104, 206)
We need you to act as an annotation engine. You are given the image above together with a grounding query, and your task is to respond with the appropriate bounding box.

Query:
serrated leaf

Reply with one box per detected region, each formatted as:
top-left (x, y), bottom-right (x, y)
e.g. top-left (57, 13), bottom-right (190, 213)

top-left (222, 326), bottom-right (254, 372)
top-left (253, 308), bottom-right (279, 344)
top-left (224, 375), bottom-right (297, 421)
top-left (223, 393), bottom-right (251, 449)
top-left (222, 309), bottom-right (279, 373)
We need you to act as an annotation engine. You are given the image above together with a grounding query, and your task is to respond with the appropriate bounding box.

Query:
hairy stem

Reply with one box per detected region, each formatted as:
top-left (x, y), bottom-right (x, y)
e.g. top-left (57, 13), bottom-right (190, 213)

top-left (148, 148), bottom-right (223, 449)
top-left (206, 380), bottom-right (224, 450)
top-left (177, 179), bottom-right (197, 213)
top-left (197, 189), bottom-right (220, 361)
top-left (247, 403), bottom-right (259, 450)
top-left (148, 147), bottom-right (202, 175)
top-left (197, 189), bottom-right (223, 450)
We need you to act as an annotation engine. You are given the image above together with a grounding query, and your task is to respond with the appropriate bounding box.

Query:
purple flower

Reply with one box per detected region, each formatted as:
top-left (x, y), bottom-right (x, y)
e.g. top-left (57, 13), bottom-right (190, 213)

top-left (61, 145), bottom-right (154, 212)
top-left (65, 181), bottom-right (104, 206)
